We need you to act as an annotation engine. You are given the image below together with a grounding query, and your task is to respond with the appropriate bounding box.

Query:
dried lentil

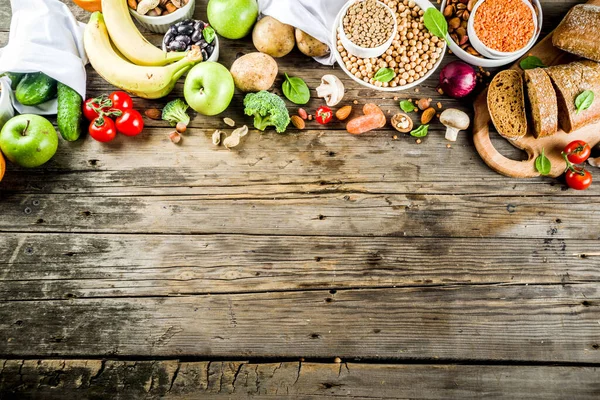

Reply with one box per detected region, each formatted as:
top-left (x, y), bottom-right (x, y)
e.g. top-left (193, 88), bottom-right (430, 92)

top-left (473, 0), bottom-right (535, 52)
top-left (343, 0), bottom-right (394, 48)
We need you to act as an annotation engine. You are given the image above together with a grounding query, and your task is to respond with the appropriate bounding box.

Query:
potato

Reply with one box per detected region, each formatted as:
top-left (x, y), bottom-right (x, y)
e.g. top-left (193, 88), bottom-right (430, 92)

top-left (230, 52), bottom-right (278, 92)
top-left (252, 16), bottom-right (295, 58)
top-left (295, 29), bottom-right (330, 58)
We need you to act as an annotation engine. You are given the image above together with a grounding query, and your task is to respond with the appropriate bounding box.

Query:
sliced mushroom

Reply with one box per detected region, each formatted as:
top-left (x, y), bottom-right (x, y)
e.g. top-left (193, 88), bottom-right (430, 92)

top-left (390, 113), bottom-right (413, 133)
top-left (439, 108), bottom-right (470, 141)
top-left (316, 74), bottom-right (345, 107)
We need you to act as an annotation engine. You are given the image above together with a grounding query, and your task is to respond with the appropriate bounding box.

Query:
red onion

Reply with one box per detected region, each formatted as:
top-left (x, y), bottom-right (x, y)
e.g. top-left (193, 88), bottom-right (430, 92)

top-left (439, 61), bottom-right (477, 99)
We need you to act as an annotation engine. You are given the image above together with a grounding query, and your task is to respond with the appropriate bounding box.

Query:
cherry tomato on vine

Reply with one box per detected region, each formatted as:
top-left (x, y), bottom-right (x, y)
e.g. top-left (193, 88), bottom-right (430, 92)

top-left (89, 116), bottom-right (117, 142)
top-left (565, 168), bottom-right (592, 190)
top-left (316, 106), bottom-right (333, 125)
top-left (563, 140), bottom-right (591, 164)
top-left (109, 91), bottom-right (133, 111)
top-left (83, 96), bottom-right (111, 121)
top-left (116, 109), bottom-right (144, 137)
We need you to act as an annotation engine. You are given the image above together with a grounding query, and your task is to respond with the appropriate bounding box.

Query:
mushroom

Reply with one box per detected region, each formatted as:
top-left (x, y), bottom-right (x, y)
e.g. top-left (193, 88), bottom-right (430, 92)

top-left (439, 108), bottom-right (470, 141)
top-left (316, 74), bottom-right (345, 107)
top-left (390, 113), bottom-right (413, 133)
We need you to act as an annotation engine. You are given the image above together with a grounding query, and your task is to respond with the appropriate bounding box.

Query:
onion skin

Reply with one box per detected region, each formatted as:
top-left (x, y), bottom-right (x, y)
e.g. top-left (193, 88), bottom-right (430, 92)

top-left (439, 61), bottom-right (477, 99)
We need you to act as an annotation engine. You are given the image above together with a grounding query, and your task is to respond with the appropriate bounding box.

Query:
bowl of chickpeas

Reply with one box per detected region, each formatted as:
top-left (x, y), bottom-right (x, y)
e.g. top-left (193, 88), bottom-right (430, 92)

top-left (332, 0), bottom-right (447, 91)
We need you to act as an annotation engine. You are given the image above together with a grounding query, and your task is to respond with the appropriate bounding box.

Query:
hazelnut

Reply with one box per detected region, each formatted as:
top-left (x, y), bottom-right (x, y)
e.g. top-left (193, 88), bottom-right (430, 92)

top-left (417, 98), bottom-right (432, 110)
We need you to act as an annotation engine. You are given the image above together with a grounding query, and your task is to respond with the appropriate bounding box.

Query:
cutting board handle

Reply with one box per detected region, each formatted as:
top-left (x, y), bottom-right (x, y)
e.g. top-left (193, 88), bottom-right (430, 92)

top-left (472, 90), bottom-right (538, 178)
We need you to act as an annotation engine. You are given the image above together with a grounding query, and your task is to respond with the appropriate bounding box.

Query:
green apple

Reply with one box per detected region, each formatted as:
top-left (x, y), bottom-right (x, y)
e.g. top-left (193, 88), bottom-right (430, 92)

top-left (0, 114), bottom-right (58, 168)
top-left (207, 0), bottom-right (258, 40)
top-left (184, 62), bottom-right (235, 116)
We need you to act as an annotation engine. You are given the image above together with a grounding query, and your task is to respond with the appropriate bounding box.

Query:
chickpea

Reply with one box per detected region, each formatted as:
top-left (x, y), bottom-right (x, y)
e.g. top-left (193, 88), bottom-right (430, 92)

top-left (407, 76), bottom-right (414, 83)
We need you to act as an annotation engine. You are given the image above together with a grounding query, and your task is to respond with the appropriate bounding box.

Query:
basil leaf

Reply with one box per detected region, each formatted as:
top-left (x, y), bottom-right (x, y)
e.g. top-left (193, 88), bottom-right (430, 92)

top-left (374, 68), bottom-right (395, 83)
top-left (575, 90), bottom-right (594, 114)
top-left (423, 8), bottom-right (449, 44)
top-left (410, 124), bottom-right (429, 138)
top-left (519, 56), bottom-right (545, 70)
top-left (535, 148), bottom-right (551, 175)
top-left (203, 26), bottom-right (216, 44)
top-left (282, 73), bottom-right (310, 105)
top-left (400, 100), bottom-right (416, 113)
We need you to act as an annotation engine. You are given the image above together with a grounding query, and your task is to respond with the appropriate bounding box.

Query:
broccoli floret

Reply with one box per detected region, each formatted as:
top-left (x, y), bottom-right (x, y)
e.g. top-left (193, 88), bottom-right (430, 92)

top-left (243, 91), bottom-right (290, 133)
top-left (162, 99), bottom-right (190, 127)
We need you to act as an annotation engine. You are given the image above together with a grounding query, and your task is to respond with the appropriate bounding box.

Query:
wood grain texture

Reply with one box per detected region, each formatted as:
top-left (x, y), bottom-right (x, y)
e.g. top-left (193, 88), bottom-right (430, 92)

top-left (1, 233), bottom-right (598, 300)
top-left (1, 360), bottom-right (599, 399)
top-left (1, 284), bottom-right (599, 362)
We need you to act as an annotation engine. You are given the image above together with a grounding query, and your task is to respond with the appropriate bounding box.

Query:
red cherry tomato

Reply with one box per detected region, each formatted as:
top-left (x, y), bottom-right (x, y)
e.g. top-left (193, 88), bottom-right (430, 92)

top-left (565, 168), bottom-right (592, 190)
top-left (116, 109), bottom-right (144, 136)
top-left (89, 116), bottom-right (117, 142)
top-left (563, 140), bottom-right (591, 164)
top-left (83, 96), bottom-right (111, 121)
top-left (316, 106), bottom-right (333, 125)
top-left (109, 91), bottom-right (133, 111)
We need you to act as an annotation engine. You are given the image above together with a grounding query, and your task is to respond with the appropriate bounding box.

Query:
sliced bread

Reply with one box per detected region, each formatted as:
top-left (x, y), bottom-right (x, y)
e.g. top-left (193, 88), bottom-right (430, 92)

top-left (487, 70), bottom-right (527, 140)
top-left (545, 61), bottom-right (600, 133)
top-left (553, 5), bottom-right (600, 62)
top-left (524, 68), bottom-right (558, 138)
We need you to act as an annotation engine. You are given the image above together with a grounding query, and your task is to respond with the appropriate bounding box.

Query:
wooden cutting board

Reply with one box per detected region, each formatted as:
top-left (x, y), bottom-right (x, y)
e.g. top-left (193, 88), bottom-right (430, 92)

top-left (473, 0), bottom-right (600, 178)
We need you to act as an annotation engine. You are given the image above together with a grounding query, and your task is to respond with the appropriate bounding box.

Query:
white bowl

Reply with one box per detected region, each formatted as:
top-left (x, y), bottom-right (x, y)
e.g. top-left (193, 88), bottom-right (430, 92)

top-left (339, 0), bottom-right (398, 59)
top-left (130, 0), bottom-right (196, 34)
top-left (0, 78), bottom-right (15, 131)
top-left (162, 31), bottom-right (220, 62)
top-left (468, 0), bottom-right (537, 59)
top-left (331, 0), bottom-right (446, 92)
top-left (440, 0), bottom-right (542, 67)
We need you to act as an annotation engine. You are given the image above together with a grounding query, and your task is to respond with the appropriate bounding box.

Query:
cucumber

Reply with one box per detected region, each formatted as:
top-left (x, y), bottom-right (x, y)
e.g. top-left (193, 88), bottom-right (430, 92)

top-left (5, 72), bottom-right (24, 90)
top-left (57, 83), bottom-right (83, 142)
top-left (15, 73), bottom-right (57, 106)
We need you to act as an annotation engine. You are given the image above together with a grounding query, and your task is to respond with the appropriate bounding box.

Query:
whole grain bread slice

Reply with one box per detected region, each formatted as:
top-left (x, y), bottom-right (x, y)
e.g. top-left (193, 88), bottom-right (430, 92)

top-left (553, 5), bottom-right (600, 62)
top-left (524, 68), bottom-right (558, 138)
top-left (545, 60), bottom-right (600, 133)
top-left (487, 70), bottom-right (527, 140)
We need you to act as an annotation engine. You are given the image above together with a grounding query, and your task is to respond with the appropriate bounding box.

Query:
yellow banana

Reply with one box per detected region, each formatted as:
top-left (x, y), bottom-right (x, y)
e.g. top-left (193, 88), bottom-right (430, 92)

top-left (101, 0), bottom-right (186, 66)
top-left (84, 12), bottom-right (202, 99)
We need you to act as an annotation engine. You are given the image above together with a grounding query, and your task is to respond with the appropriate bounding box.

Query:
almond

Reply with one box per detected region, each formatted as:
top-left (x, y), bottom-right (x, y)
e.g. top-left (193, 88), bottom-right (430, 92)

top-left (335, 105), bottom-right (352, 121)
top-left (291, 115), bottom-right (306, 130)
top-left (421, 107), bottom-right (436, 124)
top-left (145, 108), bottom-right (162, 120)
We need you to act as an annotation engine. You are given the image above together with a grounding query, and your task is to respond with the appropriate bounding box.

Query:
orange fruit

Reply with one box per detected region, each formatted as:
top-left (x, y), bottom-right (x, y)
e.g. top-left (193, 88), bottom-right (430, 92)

top-left (0, 151), bottom-right (5, 182)
top-left (73, 0), bottom-right (102, 12)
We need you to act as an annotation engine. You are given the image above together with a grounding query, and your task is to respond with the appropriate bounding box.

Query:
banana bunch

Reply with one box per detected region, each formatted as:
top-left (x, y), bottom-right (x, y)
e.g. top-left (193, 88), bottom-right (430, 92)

top-left (84, 1), bottom-right (202, 99)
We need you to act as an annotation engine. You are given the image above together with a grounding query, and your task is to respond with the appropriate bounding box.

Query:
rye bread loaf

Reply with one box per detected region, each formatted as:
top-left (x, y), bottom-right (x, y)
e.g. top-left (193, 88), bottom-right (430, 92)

top-left (553, 5), bottom-right (600, 62)
top-left (524, 68), bottom-right (558, 138)
top-left (545, 61), bottom-right (600, 133)
top-left (487, 70), bottom-right (527, 140)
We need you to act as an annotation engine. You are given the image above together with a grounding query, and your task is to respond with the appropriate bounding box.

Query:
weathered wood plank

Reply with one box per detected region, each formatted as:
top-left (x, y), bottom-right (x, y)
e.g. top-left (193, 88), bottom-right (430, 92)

top-left (0, 233), bottom-right (597, 300)
top-left (1, 360), bottom-right (599, 399)
top-left (1, 284), bottom-right (598, 362)
top-left (1, 191), bottom-right (599, 239)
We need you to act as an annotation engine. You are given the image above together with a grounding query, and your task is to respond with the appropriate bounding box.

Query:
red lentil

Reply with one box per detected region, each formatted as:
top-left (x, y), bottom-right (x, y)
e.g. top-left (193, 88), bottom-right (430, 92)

top-left (474, 0), bottom-right (535, 53)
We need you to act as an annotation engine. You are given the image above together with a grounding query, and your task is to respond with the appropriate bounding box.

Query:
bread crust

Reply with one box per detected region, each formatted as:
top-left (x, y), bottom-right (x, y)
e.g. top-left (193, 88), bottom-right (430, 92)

top-left (553, 5), bottom-right (600, 62)
top-left (524, 68), bottom-right (558, 138)
top-left (487, 70), bottom-right (527, 140)
top-left (545, 61), bottom-right (600, 133)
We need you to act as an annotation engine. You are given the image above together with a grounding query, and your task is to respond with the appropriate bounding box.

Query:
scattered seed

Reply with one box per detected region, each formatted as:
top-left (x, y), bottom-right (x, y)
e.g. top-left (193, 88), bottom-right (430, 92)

top-left (446, 143), bottom-right (452, 148)
top-left (308, 114), bottom-right (313, 121)
top-left (353, 100), bottom-right (358, 105)
top-left (437, 102), bottom-right (443, 109)
top-left (393, 135), bottom-right (398, 140)
top-left (416, 138), bottom-right (422, 144)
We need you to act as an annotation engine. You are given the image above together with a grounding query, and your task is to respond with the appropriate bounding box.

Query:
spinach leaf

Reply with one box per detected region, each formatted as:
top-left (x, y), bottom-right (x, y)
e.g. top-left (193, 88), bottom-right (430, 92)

top-left (203, 26), bottom-right (216, 44)
top-left (519, 56), bottom-right (545, 70)
top-left (423, 8), bottom-right (449, 44)
top-left (535, 148), bottom-right (551, 175)
top-left (400, 100), bottom-right (416, 113)
top-left (410, 124), bottom-right (429, 138)
top-left (374, 68), bottom-right (395, 83)
top-left (575, 90), bottom-right (594, 114)
top-left (282, 73), bottom-right (310, 105)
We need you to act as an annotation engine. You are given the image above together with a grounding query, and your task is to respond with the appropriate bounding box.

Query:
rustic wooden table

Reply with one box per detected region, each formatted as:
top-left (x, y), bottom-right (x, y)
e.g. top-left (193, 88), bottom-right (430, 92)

top-left (1, 0), bottom-right (599, 398)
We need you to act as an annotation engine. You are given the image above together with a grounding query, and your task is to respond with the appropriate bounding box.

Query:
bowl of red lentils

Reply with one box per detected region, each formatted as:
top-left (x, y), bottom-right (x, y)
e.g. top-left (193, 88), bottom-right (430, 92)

top-left (332, 0), bottom-right (447, 91)
top-left (440, 0), bottom-right (542, 67)
top-left (468, 0), bottom-right (537, 59)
